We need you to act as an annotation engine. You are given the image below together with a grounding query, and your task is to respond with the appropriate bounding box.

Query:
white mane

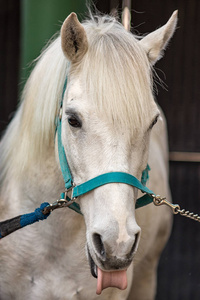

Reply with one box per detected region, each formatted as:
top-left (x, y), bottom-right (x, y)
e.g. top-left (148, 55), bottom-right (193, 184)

top-left (0, 38), bottom-right (68, 184)
top-left (0, 14), bottom-right (155, 184)
top-left (80, 15), bottom-right (155, 131)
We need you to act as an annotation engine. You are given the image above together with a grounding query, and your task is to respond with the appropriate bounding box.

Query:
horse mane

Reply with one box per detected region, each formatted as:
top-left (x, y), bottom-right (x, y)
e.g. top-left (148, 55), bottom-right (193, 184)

top-left (80, 14), bottom-right (155, 130)
top-left (0, 13), bottom-right (155, 185)
top-left (0, 38), bottom-right (68, 184)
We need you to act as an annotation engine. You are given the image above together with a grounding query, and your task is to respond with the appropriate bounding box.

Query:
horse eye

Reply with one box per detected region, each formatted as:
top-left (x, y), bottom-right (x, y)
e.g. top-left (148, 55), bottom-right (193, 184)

top-left (68, 116), bottom-right (81, 128)
top-left (149, 115), bottom-right (159, 130)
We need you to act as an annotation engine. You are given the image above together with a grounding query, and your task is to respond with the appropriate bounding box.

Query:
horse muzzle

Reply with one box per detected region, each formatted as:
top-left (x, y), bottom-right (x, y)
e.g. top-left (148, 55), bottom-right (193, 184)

top-left (87, 227), bottom-right (141, 294)
top-left (92, 231), bottom-right (140, 267)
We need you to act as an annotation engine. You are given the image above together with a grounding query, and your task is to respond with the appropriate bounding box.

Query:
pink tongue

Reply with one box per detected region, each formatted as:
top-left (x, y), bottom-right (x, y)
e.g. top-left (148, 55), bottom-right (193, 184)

top-left (96, 267), bottom-right (127, 295)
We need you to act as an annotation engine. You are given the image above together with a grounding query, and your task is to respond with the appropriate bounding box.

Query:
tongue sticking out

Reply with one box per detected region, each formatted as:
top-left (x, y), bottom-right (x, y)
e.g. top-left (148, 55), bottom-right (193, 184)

top-left (96, 267), bottom-right (127, 295)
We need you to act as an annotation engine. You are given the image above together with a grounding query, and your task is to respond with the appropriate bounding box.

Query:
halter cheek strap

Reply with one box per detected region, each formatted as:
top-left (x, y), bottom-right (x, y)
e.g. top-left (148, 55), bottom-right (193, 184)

top-left (57, 77), bottom-right (154, 215)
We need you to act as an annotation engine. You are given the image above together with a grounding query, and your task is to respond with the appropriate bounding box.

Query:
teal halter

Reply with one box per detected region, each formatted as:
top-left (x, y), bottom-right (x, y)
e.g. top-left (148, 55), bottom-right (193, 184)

top-left (56, 77), bottom-right (154, 215)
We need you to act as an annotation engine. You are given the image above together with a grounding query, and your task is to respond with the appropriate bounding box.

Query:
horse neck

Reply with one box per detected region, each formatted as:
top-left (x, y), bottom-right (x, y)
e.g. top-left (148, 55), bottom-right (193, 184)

top-left (0, 101), bottom-right (58, 198)
top-left (0, 138), bottom-right (84, 246)
top-left (0, 110), bottom-right (77, 215)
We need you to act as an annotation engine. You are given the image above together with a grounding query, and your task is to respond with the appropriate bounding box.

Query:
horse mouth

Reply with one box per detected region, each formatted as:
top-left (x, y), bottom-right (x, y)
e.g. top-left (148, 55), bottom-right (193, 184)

top-left (87, 247), bottom-right (128, 295)
top-left (88, 247), bottom-right (98, 278)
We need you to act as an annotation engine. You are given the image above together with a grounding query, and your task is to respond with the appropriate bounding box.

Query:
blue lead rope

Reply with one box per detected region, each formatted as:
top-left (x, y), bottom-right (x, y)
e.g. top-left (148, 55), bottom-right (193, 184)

top-left (20, 203), bottom-right (50, 227)
top-left (0, 203), bottom-right (50, 239)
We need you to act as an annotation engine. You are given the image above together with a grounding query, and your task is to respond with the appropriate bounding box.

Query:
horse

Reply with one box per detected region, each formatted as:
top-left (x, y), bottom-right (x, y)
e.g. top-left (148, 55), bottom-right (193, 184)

top-left (0, 10), bottom-right (177, 300)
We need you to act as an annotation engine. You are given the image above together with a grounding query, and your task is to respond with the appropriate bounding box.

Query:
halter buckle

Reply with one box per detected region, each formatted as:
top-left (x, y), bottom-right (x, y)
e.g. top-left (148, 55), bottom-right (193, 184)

top-left (64, 183), bottom-right (76, 201)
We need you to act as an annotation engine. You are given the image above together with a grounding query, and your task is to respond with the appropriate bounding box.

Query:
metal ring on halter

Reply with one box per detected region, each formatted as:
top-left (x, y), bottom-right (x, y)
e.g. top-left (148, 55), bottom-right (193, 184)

top-left (64, 183), bottom-right (76, 201)
top-left (42, 183), bottom-right (77, 215)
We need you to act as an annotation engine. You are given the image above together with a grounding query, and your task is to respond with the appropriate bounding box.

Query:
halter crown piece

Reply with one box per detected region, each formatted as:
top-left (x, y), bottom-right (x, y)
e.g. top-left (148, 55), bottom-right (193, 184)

top-left (57, 77), bottom-right (154, 215)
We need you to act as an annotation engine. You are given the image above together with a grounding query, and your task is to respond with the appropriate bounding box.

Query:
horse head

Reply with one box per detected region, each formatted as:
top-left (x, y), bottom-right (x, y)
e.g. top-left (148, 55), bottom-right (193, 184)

top-left (58, 11), bottom-right (177, 293)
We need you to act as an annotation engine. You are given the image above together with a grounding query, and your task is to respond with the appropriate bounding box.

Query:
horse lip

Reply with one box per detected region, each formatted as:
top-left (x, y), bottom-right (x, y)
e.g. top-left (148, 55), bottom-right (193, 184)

top-left (87, 246), bottom-right (133, 278)
top-left (87, 248), bottom-right (98, 278)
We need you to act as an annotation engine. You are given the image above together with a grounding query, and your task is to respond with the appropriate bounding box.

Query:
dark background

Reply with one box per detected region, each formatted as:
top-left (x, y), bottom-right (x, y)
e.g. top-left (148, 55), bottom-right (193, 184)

top-left (1, 1), bottom-right (200, 299)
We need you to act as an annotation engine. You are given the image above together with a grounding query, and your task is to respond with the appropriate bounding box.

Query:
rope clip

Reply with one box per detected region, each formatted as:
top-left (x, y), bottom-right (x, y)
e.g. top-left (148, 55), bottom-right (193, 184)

top-left (42, 184), bottom-right (76, 215)
top-left (152, 194), bottom-right (180, 214)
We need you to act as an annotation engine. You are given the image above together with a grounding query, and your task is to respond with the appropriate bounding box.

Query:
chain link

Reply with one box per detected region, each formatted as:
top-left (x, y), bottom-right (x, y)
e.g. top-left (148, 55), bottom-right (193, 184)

top-left (176, 208), bottom-right (200, 223)
top-left (152, 195), bottom-right (200, 223)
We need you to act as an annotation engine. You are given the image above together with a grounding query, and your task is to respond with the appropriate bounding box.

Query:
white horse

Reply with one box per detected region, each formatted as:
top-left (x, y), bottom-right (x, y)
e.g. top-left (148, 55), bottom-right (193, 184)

top-left (0, 10), bottom-right (177, 300)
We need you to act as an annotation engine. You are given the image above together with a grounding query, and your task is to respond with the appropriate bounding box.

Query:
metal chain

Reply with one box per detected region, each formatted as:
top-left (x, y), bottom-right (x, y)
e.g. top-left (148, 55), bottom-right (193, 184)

top-left (176, 208), bottom-right (200, 222)
top-left (152, 195), bottom-right (200, 223)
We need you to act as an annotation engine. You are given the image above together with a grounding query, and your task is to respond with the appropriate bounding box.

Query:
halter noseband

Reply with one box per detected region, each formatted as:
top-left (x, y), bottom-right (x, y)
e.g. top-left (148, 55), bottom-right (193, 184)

top-left (56, 77), bottom-right (154, 215)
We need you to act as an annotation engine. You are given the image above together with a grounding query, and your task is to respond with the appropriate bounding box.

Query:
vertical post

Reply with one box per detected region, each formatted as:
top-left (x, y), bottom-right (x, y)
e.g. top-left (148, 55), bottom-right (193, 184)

top-left (122, 0), bottom-right (131, 31)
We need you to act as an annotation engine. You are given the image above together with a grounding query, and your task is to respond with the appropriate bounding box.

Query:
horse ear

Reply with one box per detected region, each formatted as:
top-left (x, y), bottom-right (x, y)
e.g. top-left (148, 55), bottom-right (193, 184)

top-left (139, 10), bottom-right (178, 65)
top-left (61, 13), bottom-right (88, 63)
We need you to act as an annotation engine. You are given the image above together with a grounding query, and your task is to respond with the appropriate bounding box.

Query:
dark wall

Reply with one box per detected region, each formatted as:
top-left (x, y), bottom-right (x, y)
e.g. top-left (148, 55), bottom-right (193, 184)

top-left (96, 1), bottom-right (200, 152)
top-left (0, 0), bottom-right (20, 136)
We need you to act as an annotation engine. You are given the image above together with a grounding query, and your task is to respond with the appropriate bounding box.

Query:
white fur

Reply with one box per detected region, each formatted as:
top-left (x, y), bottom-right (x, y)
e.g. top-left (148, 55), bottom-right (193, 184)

top-left (0, 11), bottom-right (177, 299)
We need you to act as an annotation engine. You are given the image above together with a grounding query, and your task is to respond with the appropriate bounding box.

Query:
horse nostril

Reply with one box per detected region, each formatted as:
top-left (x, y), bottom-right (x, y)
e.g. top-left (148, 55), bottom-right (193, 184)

top-left (129, 233), bottom-right (140, 257)
top-left (92, 233), bottom-right (106, 259)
